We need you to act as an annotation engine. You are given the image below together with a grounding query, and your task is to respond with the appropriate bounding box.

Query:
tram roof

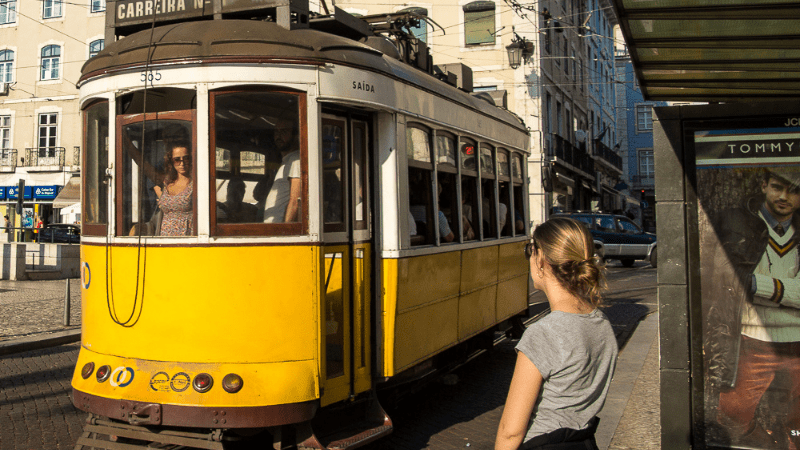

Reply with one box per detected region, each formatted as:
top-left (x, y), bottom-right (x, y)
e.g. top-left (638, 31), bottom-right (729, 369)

top-left (611, 0), bottom-right (800, 102)
top-left (81, 20), bottom-right (528, 136)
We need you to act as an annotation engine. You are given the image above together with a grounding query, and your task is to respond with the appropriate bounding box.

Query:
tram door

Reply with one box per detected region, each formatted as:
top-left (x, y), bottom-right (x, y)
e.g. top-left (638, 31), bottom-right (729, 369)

top-left (320, 114), bottom-right (372, 406)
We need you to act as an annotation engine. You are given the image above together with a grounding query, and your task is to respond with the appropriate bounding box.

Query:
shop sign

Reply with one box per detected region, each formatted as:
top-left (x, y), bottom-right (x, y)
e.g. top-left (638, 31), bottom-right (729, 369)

top-left (33, 185), bottom-right (60, 200)
top-left (0, 187), bottom-right (6, 200)
top-left (7, 186), bottom-right (33, 200)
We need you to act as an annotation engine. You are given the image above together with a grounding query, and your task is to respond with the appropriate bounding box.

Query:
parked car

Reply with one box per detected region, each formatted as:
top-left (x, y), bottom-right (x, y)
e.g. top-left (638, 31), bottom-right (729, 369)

top-left (553, 212), bottom-right (657, 267)
top-left (34, 223), bottom-right (81, 244)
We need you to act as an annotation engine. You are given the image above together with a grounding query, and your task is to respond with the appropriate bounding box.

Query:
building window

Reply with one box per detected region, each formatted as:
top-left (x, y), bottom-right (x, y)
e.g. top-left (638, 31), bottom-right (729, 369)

top-left (91, 0), bottom-right (105, 13)
top-left (39, 113), bottom-right (58, 149)
top-left (0, 115), bottom-right (10, 150)
top-left (43, 0), bottom-right (62, 19)
top-left (0, 49), bottom-right (12, 83)
top-left (40, 45), bottom-right (60, 80)
top-left (400, 7), bottom-right (427, 43)
top-left (89, 39), bottom-right (103, 58)
top-left (463, 1), bottom-right (495, 45)
top-left (639, 149), bottom-right (654, 181)
top-left (0, 0), bottom-right (16, 24)
top-left (636, 105), bottom-right (653, 131)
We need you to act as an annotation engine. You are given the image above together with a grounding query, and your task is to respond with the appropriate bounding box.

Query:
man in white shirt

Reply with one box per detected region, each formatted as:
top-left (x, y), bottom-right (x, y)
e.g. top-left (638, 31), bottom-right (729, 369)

top-left (263, 119), bottom-right (301, 223)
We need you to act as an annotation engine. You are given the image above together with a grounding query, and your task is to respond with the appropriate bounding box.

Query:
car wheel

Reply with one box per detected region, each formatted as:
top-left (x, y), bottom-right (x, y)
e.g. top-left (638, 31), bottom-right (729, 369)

top-left (650, 247), bottom-right (658, 268)
top-left (621, 259), bottom-right (635, 267)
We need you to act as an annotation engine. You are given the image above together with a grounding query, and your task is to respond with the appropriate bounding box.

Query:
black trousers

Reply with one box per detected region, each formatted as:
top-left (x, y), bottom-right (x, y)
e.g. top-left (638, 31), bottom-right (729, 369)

top-left (519, 417), bottom-right (600, 450)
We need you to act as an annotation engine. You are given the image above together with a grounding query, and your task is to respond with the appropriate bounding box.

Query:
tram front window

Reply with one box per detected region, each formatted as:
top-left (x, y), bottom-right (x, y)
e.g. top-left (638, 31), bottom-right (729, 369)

top-left (119, 119), bottom-right (195, 237)
top-left (211, 91), bottom-right (306, 236)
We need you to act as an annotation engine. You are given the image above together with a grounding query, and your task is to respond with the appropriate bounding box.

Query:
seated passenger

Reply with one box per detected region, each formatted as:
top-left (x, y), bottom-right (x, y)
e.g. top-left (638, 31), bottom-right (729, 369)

top-left (410, 184), bottom-right (455, 242)
top-left (219, 178), bottom-right (258, 223)
top-left (263, 119), bottom-right (301, 223)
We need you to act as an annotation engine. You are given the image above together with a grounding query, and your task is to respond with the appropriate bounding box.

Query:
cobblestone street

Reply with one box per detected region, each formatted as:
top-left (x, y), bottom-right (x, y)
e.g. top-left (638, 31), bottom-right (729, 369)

top-left (0, 279), bottom-right (81, 341)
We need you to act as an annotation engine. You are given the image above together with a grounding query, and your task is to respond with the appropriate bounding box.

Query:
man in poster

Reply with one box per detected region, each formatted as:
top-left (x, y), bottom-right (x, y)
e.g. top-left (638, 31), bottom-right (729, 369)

top-left (710, 168), bottom-right (800, 448)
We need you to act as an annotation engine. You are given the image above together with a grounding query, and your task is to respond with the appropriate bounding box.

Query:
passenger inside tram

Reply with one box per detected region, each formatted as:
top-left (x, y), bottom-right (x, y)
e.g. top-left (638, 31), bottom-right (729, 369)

top-left (262, 118), bottom-right (301, 223)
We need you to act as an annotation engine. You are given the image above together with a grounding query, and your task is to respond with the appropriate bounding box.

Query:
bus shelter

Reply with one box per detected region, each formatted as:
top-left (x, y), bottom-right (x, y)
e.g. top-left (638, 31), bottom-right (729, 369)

top-left (611, 1), bottom-right (800, 449)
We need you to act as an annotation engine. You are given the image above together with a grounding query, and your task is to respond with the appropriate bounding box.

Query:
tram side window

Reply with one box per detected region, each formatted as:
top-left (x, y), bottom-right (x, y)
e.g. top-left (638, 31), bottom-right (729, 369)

top-left (407, 125), bottom-right (433, 246)
top-left (120, 119), bottom-right (195, 237)
top-left (480, 144), bottom-right (498, 239)
top-left (83, 100), bottom-right (108, 235)
top-left (211, 91), bottom-right (306, 236)
top-left (436, 132), bottom-right (458, 243)
top-left (460, 138), bottom-right (479, 241)
top-left (498, 149), bottom-right (513, 237)
top-left (322, 118), bottom-right (346, 232)
top-left (512, 153), bottom-right (526, 235)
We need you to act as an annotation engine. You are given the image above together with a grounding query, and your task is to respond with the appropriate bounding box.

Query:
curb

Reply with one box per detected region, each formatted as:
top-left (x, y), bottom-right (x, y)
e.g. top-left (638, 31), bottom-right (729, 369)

top-left (0, 329), bottom-right (81, 356)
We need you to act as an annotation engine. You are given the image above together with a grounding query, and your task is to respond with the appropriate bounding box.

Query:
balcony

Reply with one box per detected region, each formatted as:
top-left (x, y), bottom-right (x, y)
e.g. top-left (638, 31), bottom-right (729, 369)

top-left (0, 149), bottom-right (17, 172)
top-left (25, 147), bottom-right (66, 171)
top-left (549, 135), bottom-right (595, 176)
top-left (594, 141), bottom-right (623, 173)
top-left (631, 174), bottom-right (655, 187)
top-left (72, 146), bottom-right (81, 168)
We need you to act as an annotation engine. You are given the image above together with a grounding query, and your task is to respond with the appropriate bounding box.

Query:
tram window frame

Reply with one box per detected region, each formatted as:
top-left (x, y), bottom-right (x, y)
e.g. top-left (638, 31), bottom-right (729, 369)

top-left (407, 123), bottom-right (434, 246)
top-left (322, 116), bottom-right (347, 234)
top-left (512, 152), bottom-right (526, 236)
top-left (434, 130), bottom-right (458, 244)
top-left (460, 137), bottom-right (479, 242)
top-left (208, 88), bottom-right (308, 237)
top-left (82, 99), bottom-right (109, 236)
top-left (497, 149), bottom-right (512, 237)
top-left (479, 143), bottom-right (498, 240)
top-left (352, 120), bottom-right (369, 232)
top-left (115, 110), bottom-right (198, 238)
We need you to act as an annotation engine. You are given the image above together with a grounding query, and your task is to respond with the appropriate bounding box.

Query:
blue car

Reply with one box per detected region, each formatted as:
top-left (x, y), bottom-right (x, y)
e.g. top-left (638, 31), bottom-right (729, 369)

top-left (553, 213), bottom-right (657, 267)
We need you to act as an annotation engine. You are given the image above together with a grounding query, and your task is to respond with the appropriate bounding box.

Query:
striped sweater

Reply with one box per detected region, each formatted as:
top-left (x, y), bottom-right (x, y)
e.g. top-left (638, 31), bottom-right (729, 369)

top-left (741, 211), bottom-right (800, 342)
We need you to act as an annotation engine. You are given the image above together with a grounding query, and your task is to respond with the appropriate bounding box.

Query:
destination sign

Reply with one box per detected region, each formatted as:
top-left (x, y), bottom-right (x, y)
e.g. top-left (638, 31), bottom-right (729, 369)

top-left (114, 0), bottom-right (294, 27)
top-left (695, 129), bottom-right (800, 166)
top-left (115, 0), bottom-right (207, 26)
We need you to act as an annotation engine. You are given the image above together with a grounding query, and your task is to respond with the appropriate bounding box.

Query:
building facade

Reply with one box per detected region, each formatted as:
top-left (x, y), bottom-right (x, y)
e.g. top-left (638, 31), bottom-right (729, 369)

top-left (614, 39), bottom-right (665, 232)
top-left (0, 0), bottom-right (105, 232)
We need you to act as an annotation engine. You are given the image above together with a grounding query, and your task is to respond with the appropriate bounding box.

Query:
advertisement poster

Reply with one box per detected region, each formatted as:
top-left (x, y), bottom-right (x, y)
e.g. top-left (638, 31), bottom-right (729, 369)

top-left (22, 208), bottom-right (34, 229)
top-left (697, 126), bottom-right (800, 449)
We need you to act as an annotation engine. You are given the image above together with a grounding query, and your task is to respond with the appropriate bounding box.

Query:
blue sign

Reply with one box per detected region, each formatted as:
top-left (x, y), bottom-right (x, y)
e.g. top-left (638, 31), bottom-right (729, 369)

top-left (7, 186), bottom-right (33, 200)
top-left (0, 187), bottom-right (6, 200)
top-left (33, 185), bottom-right (60, 200)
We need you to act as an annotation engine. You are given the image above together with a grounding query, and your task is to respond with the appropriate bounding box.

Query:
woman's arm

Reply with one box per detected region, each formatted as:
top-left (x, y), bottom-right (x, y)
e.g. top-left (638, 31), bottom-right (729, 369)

top-left (495, 351), bottom-right (543, 450)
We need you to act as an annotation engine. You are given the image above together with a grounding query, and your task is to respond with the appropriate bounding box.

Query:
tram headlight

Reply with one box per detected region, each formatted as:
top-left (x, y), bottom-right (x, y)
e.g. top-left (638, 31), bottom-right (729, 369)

top-left (96, 365), bottom-right (111, 382)
top-left (81, 362), bottom-right (95, 379)
top-left (192, 373), bottom-right (213, 393)
top-left (222, 374), bottom-right (244, 393)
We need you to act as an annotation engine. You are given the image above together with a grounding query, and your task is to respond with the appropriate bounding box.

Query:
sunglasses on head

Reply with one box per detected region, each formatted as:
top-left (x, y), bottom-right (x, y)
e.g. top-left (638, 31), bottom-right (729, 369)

top-left (524, 240), bottom-right (537, 259)
top-left (172, 155), bottom-right (192, 165)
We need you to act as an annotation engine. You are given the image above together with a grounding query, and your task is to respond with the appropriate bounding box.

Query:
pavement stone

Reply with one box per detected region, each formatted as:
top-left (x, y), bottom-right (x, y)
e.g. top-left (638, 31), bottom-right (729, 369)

top-left (0, 279), bottom-right (81, 341)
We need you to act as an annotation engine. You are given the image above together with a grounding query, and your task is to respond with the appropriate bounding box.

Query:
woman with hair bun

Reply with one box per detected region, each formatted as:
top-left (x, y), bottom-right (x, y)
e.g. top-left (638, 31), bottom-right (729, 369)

top-left (495, 217), bottom-right (618, 450)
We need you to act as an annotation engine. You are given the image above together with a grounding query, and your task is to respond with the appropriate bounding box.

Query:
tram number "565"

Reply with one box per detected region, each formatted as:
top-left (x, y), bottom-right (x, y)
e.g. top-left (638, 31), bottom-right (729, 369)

top-left (141, 70), bottom-right (162, 86)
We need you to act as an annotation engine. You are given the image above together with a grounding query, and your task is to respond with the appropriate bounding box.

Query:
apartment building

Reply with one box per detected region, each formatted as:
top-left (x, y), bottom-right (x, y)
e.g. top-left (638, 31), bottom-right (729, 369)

top-left (335, 0), bottom-right (621, 221)
top-left (0, 0), bottom-right (105, 229)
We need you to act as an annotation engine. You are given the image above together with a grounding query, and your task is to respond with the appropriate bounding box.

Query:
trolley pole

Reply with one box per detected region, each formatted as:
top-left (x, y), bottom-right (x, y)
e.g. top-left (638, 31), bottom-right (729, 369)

top-left (64, 278), bottom-right (71, 326)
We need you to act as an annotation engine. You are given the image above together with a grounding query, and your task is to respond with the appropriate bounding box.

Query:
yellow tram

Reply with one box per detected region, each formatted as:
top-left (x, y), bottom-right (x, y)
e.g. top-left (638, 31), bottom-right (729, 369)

top-left (72, 2), bottom-right (531, 448)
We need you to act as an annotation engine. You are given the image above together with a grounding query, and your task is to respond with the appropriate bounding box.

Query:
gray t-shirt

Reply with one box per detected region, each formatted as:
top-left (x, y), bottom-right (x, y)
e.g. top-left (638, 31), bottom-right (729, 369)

top-left (515, 308), bottom-right (618, 442)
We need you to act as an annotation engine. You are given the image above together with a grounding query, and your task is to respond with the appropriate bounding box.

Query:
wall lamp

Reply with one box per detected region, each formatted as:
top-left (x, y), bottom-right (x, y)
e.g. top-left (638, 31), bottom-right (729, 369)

top-left (506, 31), bottom-right (534, 69)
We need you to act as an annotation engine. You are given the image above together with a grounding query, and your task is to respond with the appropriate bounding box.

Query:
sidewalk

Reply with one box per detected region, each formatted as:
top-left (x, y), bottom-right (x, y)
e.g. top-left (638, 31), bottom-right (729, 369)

top-left (0, 278), bottom-right (82, 355)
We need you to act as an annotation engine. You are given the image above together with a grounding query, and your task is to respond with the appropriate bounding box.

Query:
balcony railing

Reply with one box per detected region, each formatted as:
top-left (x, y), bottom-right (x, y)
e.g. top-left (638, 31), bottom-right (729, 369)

top-left (73, 146), bottom-right (81, 166)
top-left (594, 142), bottom-right (623, 171)
top-left (25, 147), bottom-right (66, 168)
top-left (0, 149), bottom-right (17, 172)
top-left (631, 174), bottom-right (655, 186)
top-left (549, 135), bottom-right (595, 175)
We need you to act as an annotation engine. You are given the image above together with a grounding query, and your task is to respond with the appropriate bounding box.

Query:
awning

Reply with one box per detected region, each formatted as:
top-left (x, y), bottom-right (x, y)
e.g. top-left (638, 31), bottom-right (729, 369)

top-left (611, 1), bottom-right (800, 102)
top-left (53, 176), bottom-right (80, 209)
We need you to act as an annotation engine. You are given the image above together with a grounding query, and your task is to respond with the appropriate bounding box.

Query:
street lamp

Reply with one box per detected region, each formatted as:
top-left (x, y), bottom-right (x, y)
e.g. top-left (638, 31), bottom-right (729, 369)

top-left (506, 31), bottom-right (534, 70)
